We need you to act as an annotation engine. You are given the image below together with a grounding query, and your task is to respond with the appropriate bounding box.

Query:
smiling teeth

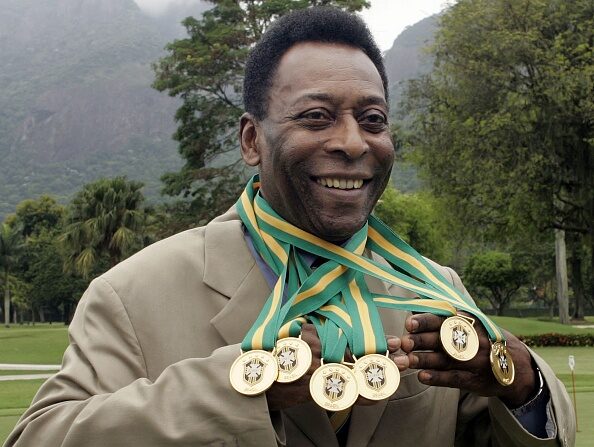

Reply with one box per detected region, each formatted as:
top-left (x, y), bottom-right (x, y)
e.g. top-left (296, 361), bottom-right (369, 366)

top-left (317, 178), bottom-right (364, 189)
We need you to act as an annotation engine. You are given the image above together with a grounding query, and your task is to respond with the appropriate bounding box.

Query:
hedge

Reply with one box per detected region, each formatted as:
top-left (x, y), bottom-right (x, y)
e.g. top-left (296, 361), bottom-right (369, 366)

top-left (518, 333), bottom-right (594, 347)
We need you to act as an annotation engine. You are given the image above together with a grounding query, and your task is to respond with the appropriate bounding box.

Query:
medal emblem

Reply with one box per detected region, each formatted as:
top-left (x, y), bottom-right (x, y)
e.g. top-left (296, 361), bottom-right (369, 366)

top-left (490, 341), bottom-right (515, 386)
top-left (452, 325), bottom-right (468, 351)
top-left (309, 363), bottom-right (358, 411)
top-left (229, 350), bottom-right (278, 396)
top-left (275, 337), bottom-right (312, 383)
top-left (440, 315), bottom-right (480, 361)
top-left (353, 353), bottom-right (400, 400)
top-left (324, 371), bottom-right (346, 401)
top-left (244, 357), bottom-right (265, 385)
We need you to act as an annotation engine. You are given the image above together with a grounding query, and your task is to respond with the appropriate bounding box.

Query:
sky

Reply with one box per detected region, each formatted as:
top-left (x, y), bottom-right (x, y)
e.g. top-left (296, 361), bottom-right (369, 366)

top-left (133, 0), bottom-right (452, 51)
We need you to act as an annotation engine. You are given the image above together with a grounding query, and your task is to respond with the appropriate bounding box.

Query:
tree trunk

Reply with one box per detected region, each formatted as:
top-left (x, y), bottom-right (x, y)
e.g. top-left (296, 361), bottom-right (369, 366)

top-left (3, 269), bottom-right (10, 328)
top-left (570, 239), bottom-right (585, 320)
top-left (39, 309), bottom-right (45, 323)
top-left (555, 229), bottom-right (570, 324)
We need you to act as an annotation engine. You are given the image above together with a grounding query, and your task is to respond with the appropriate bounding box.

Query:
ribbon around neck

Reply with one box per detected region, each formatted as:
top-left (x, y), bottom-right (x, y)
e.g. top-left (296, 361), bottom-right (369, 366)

top-left (236, 175), bottom-right (504, 358)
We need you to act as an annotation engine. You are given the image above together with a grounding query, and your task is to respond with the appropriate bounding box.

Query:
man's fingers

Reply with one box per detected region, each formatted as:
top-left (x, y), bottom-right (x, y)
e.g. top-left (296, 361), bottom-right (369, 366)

top-left (417, 369), bottom-right (476, 390)
top-left (405, 313), bottom-right (445, 334)
top-left (386, 335), bottom-right (401, 352)
top-left (390, 353), bottom-right (409, 371)
top-left (408, 351), bottom-right (456, 371)
top-left (401, 331), bottom-right (441, 353)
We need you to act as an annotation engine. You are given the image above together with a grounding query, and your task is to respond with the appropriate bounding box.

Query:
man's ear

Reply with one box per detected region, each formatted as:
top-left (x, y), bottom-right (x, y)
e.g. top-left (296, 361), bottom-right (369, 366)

top-left (240, 113), bottom-right (261, 166)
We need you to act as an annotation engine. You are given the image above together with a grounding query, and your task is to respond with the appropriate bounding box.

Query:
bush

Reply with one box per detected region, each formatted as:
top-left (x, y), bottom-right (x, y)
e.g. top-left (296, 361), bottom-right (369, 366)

top-left (519, 333), bottom-right (594, 347)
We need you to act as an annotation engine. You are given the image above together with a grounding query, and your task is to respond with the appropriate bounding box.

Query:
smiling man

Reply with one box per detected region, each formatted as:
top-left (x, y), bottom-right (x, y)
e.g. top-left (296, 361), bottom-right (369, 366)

top-left (6, 7), bottom-right (575, 447)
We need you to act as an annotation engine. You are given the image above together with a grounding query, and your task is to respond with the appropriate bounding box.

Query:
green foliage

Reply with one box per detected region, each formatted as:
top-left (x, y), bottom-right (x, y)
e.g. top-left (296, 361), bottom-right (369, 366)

top-left (374, 185), bottom-right (450, 263)
top-left (520, 333), bottom-right (594, 347)
top-left (0, 223), bottom-right (24, 327)
top-left (60, 177), bottom-right (146, 278)
top-left (403, 0), bottom-right (594, 263)
top-left (464, 251), bottom-right (528, 315)
top-left (11, 196), bottom-right (64, 237)
top-left (153, 0), bottom-right (370, 227)
top-left (5, 195), bottom-right (85, 323)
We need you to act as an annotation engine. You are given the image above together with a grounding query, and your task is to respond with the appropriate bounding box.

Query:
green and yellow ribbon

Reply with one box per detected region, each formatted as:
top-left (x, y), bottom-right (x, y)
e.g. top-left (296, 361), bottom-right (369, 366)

top-left (237, 175), bottom-right (505, 360)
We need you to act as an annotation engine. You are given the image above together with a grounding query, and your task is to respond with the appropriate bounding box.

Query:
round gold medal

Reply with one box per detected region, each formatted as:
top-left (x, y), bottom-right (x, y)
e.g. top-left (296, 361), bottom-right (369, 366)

top-left (275, 337), bottom-right (312, 383)
top-left (229, 350), bottom-right (278, 396)
top-left (309, 363), bottom-right (358, 411)
top-left (440, 315), bottom-right (480, 362)
top-left (490, 341), bottom-right (515, 386)
top-left (353, 353), bottom-right (400, 401)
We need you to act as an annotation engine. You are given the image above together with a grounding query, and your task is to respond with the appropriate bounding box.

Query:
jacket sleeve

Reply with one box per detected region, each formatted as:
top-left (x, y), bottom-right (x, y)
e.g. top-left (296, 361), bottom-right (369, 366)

top-left (444, 267), bottom-right (576, 447)
top-left (4, 276), bottom-right (279, 447)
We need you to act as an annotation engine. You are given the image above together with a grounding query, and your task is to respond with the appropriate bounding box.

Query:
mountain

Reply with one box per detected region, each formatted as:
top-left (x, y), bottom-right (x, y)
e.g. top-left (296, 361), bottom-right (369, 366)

top-left (385, 14), bottom-right (438, 111)
top-left (383, 15), bottom-right (439, 192)
top-left (0, 0), bottom-right (208, 218)
top-left (0, 3), bottom-right (437, 218)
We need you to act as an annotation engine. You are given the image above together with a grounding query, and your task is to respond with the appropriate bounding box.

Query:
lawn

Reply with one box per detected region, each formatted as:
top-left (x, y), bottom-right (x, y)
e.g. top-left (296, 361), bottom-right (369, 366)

top-left (492, 316), bottom-right (594, 336)
top-left (0, 380), bottom-right (45, 443)
top-left (0, 324), bottom-right (68, 364)
top-left (0, 319), bottom-right (592, 445)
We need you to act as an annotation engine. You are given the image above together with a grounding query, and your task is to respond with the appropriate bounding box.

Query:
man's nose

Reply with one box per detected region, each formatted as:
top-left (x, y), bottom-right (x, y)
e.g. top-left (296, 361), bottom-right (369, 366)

top-left (325, 116), bottom-right (369, 159)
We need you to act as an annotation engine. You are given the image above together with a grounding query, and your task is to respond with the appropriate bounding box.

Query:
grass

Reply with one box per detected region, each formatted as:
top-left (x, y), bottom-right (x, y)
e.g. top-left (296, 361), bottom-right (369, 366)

top-left (492, 316), bottom-right (594, 336)
top-left (0, 370), bottom-right (57, 376)
top-left (0, 380), bottom-right (44, 410)
top-left (0, 324), bottom-right (68, 364)
top-left (0, 319), bottom-right (592, 445)
top-left (0, 413), bottom-right (22, 445)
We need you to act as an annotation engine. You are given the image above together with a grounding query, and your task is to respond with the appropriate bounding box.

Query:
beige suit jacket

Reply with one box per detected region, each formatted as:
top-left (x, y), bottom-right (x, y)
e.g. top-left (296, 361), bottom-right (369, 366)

top-left (5, 209), bottom-right (575, 446)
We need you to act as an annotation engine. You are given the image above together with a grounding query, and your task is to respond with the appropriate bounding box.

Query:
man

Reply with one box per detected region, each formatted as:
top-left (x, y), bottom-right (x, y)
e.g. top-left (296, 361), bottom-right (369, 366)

top-left (6, 7), bottom-right (575, 447)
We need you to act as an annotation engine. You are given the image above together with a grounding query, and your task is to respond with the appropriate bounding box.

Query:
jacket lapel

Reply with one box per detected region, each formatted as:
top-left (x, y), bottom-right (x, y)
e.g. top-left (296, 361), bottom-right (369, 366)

top-left (205, 208), bottom-right (271, 345)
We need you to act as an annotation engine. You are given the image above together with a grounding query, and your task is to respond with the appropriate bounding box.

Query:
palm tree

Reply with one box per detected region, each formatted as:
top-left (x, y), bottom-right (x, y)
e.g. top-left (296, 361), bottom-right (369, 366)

top-left (60, 177), bottom-right (146, 278)
top-left (0, 223), bottom-right (24, 327)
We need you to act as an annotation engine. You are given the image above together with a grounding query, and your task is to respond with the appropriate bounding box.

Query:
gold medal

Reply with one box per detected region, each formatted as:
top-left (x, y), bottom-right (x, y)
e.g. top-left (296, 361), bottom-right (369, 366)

top-left (440, 315), bottom-right (480, 362)
top-left (275, 337), bottom-right (312, 383)
top-left (490, 341), bottom-right (515, 386)
top-left (309, 362), bottom-right (358, 411)
top-left (229, 350), bottom-right (278, 396)
top-left (353, 353), bottom-right (400, 401)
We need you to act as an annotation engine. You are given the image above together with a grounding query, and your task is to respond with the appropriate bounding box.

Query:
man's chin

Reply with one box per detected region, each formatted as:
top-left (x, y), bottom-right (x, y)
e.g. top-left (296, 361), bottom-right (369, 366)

top-left (310, 217), bottom-right (367, 243)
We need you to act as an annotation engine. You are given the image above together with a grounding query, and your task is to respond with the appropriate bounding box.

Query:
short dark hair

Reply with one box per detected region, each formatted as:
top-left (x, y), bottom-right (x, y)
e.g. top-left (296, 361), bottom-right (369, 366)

top-left (243, 7), bottom-right (388, 120)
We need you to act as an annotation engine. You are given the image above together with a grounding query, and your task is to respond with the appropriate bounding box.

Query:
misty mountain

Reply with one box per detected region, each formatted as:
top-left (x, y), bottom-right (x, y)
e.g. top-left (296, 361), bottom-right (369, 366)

top-left (385, 15), bottom-right (438, 192)
top-left (0, 0), bottom-right (208, 218)
top-left (385, 14), bottom-right (437, 111)
top-left (0, 2), bottom-right (436, 218)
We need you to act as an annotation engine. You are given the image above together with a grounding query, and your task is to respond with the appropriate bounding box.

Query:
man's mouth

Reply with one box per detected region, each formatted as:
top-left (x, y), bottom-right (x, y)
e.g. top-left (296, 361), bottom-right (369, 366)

top-left (315, 177), bottom-right (365, 190)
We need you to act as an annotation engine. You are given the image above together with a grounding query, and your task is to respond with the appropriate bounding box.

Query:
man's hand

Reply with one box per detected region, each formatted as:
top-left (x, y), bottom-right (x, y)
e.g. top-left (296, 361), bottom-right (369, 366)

top-left (401, 313), bottom-right (537, 408)
top-left (266, 324), bottom-right (409, 410)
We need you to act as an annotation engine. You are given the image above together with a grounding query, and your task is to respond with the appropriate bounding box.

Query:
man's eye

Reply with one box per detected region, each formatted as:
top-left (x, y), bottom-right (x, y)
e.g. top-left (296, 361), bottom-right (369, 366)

top-left (359, 110), bottom-right (388, 131)
top-left (301, 110), bottom-right (331, 121)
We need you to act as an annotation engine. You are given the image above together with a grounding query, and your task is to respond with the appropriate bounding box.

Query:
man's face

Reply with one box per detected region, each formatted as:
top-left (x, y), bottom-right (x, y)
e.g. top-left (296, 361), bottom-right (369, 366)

top-left (241, 42), bottom-right (394, 242)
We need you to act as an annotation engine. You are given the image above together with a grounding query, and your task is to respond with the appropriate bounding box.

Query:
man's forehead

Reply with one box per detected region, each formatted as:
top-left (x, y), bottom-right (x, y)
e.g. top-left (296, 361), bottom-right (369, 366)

top-left (270, 41), bottom-right (385, 103)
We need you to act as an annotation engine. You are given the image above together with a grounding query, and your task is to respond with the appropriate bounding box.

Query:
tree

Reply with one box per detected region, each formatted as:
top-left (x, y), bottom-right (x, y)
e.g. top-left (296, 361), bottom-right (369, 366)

top-left (464, 251), bottom-right (528, 316)
top-left (153, 0), bottom-right (369, 228)
top-left (60, 177), bottom-right (146, 278)
top-left (25, 230), bottom-right (86, 324)
top-left (0, 223), bottom-right (24, 327)
top-left (8, 196), bottom-right (72, 323)
top-left (374, 185), bottom-right (451, 264)
top-left (403, 0), bottom-right (594, 322)
top-left (12, 195), bottom-right (65, 237)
